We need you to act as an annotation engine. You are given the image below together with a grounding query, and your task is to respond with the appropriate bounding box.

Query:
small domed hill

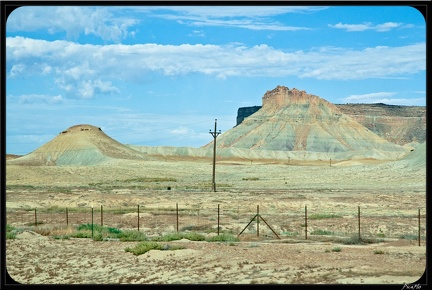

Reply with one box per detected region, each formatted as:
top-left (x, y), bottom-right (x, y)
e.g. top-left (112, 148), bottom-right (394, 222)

top-left (205, 85), bottom-right (408, 154)
top-left (7, 124), bottom-right (149, 166)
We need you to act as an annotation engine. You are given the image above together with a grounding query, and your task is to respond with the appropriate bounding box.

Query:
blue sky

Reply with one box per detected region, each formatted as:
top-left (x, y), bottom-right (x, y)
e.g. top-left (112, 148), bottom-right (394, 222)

top-left (5, 5), bottom-right (426, 155)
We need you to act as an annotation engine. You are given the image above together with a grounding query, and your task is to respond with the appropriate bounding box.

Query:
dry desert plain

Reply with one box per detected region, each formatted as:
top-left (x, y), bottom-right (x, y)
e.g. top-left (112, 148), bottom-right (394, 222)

top-left (5, 151), bottom-right (427, 285)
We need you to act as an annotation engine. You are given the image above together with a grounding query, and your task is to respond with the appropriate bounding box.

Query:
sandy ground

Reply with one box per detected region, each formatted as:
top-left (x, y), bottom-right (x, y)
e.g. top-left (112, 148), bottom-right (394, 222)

top-left (5, 156), bottom-right (427, 285)
top-left (6, 232), bottom-right (425, 284)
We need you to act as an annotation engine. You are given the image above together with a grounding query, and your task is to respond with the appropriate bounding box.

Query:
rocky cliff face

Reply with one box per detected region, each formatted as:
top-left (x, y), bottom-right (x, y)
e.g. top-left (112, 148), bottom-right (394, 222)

top-left (336, 103), bottom-right (426, 145)
top-left (216, 85), bottom-right (407, 153)
top-left (236, 89), bottom-right (426, 146)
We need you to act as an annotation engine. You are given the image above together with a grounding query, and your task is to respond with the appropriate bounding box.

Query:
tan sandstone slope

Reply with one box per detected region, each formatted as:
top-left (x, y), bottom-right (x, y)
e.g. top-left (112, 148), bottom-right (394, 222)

top-left (7, 124), bottom-right (149, 166)
top-left (205, 85), bottom-right (409, 154)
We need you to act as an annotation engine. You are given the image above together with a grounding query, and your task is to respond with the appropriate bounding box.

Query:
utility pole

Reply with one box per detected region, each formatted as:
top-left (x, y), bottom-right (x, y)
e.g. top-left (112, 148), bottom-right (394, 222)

top-left (209, 119), bottom-right (221, 192)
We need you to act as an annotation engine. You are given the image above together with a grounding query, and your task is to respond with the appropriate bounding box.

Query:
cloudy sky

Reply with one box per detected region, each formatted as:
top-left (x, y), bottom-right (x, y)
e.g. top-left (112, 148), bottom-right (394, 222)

top-left (5, 5), bottom-right (426, 155)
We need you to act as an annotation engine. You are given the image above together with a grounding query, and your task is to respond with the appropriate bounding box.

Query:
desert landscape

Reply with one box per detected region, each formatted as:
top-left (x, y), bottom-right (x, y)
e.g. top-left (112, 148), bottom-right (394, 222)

top-left (5, 86), bottom-right (427, 285)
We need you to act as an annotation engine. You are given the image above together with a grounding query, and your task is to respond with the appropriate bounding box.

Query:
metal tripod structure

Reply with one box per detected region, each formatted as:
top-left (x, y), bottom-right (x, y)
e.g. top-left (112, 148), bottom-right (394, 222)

top-left (238, 205), bottom-right (280, 239)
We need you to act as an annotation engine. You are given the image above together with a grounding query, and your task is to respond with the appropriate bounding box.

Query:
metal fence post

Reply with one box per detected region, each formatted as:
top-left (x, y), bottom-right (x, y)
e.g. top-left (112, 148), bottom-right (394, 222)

top-left (217, 204), bottom-right (220, 236)
top-left (305, 205), bottom-right (308, 240)
top-left (358, 206), bottom-right (361, 241)
top-left (257, 205), bottom-right (260, 237)
top-left (91, 206), bottom-right (94, 240)
top-left (418, 208), bottom-right (421, 247)
top-left (176, 203), bottom-right (179, 232)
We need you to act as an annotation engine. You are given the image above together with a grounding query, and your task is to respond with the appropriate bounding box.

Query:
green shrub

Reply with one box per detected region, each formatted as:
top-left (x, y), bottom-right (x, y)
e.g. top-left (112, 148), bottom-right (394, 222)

top-left (107, 227), bottom-right (122, 234)
top-left (73, 224), bottom-right (123, 240)
top-left (125, 241), bottom-right (185, 256)
top-left (71, 230), bottom-right (93, 238)
top-left (332, 247), bottom-right (342, 252)
top-left (53, 235), bottom-right (70, 240)
top-left (151, 232), bottom-right (206, 242)
top-left (242, 177), bottom-right (259, 181)
top-left (205, 233), bottom-right (239, 243)
top-left (341, 235), bottom-right (364, 245)
top-left (400, 233), bottom-right (418, 240)
top-left (6, 225), bottom-right (16, 240)
top-left (310, 229), bottom-right (334, 235)
top-left (282, 231), bottom-right (299, 236)
top-left (183, 232), bottom-right (206, 241)
top-left (77, 224), bottom-right (103, 232)
top-left (341, 235), bottom-right (377, 245)
top-left (373, 250), bottom-right (385, 254)
top-left (118, 230), bottom-right (148, 242)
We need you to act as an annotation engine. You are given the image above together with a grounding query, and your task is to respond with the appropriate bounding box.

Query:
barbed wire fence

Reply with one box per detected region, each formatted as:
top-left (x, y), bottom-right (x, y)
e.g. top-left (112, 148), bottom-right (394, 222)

top-left (6, 204), bottom-right (426, 245)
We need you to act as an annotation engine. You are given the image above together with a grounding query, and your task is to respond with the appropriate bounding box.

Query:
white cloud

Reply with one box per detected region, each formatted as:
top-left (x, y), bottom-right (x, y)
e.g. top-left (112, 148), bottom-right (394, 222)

top-left (6, 6), bottom-right (325, 41)
top-left (181, 17), bottom-right (310, 31)
top-left (170, 126), bottom-right (194, 135)
top-left (7, 6), bottom-right (139, 42)
top-left (329, 22), bottom-right (403, 32)
top-left (341, 92), bottom-right (425, 106)
top-left (78, 80), bottom-right (120, 99)
top-left (6, 37), bottom-right (426, 95)
top-left (189, 30), bottom-right (205, 37)
top-left (155, 7), bottom-right (318, 31)
top-left (8, 64), bottom-right (26, 77)
top-left (16, 94), bottom-right (64, 104)
top-left (158, 6), bottom-right (328, 18)
top-left (343, 92), bottom-right (396, 102)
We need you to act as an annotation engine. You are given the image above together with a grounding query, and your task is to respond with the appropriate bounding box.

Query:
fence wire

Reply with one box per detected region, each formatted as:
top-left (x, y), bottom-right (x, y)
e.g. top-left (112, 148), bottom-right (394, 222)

top-left (6, 204), bottom-right (427, 242)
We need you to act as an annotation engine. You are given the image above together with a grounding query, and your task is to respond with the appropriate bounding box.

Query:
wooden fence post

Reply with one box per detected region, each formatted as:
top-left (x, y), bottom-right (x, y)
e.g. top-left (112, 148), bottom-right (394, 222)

top-left (101, 205), bottom-right (103, 227)
top-left (34, 208), bottom-right (37, 226)
top-left (66, 208), bottom-right (68, 226)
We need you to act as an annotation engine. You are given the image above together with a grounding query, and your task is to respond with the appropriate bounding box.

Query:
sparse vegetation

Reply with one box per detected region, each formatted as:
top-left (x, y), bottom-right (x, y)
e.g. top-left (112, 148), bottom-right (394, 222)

top-left (122, 177), bottom-right (177, 183)
top-left (308, 213), bottom-right (342, 220)
top-left (282, 231), bottom-right (299, 236)
top-left (400, 233), bottom-right (418, 240)
top-left (125, 241), bottom-right (185, 256)
top-left (373, 250), bottom-right (385, 254)
top-left (205, 233), bottom-right (240, 243)
top-left (242, 177), bottom-right (260, 181)
top-left (6, 224), bottom-right (16, 239)
top-left (332, 247), bottom-right (342, 252)
top-left (340, 235), bottom-right (381, 245)
top-left (152, 232), bottom-right (206, 242)
top-left (310, 229), bottom-right (334, 235)
top-left (37, 224), bottom-right (148, 241)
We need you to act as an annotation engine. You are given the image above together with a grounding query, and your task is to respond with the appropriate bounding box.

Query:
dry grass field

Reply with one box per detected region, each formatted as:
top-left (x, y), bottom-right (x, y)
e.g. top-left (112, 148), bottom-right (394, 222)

top-left (5, 152), bottom-right (426, 285)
